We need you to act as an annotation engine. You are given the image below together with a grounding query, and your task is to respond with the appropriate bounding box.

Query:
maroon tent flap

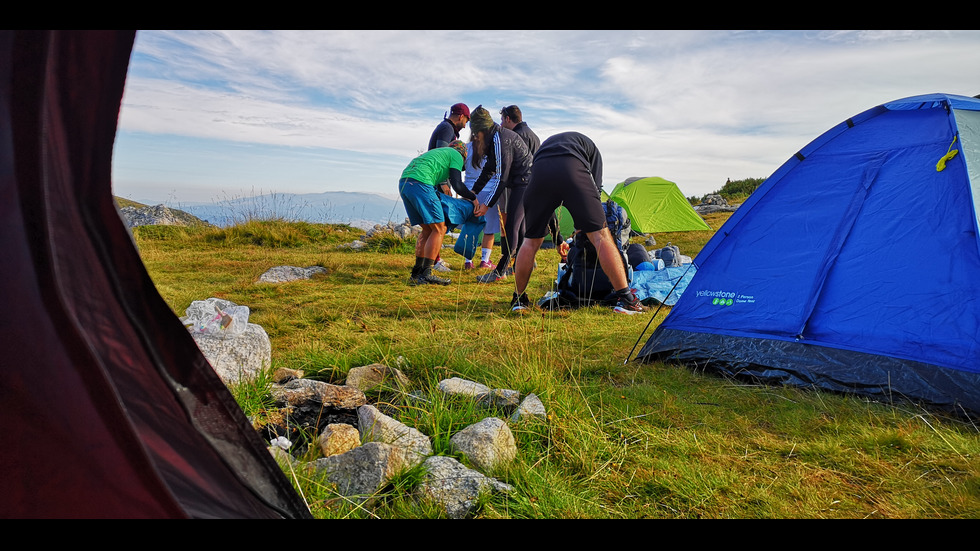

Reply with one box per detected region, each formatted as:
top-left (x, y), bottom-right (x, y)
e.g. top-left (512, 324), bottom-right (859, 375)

top-left (0, 30), bottom-right (311, 519)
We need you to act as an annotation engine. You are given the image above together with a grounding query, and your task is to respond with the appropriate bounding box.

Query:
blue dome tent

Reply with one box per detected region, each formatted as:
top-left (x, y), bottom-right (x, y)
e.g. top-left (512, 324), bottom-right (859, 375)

top-left (637, 93), bottom-right (980, 414)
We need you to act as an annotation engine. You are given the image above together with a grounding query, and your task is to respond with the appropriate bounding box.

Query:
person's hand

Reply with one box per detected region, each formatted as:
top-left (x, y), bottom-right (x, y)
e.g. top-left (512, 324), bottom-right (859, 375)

top-left (558, 241), bottom-right (570, 261)
top-left (474, 202), bottom-right (488, 217)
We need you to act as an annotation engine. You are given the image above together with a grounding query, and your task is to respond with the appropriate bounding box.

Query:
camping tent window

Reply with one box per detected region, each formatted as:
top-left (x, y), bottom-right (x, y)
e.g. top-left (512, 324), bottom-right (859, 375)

top-left (954, 108), bottom-right (980, 228)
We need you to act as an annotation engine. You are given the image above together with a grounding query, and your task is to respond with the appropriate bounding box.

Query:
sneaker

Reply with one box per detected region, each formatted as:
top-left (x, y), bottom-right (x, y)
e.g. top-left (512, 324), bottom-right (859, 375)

top-left (510, 292), bottom-right (531, 313)
top-left (433, 260), bottom-right (452, 272)
top-left (475, 269), bottom-right (506, 283)
top-left (613, 291), bottom-right (647, 314)
top-left (478, 260), bottom-right (495, 269)
top-left (410, 269), bottom-right (451, 286)
top-left (464, 260), bottom-right (475, 270)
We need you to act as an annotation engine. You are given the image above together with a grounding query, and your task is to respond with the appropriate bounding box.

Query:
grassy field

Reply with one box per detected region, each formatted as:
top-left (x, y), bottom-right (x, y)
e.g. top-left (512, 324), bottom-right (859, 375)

top-left (132, 211), bottom-right (980, 519)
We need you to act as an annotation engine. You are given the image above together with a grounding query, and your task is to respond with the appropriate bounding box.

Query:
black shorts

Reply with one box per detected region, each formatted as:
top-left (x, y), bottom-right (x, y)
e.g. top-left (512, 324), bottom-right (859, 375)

top-left (523, 156), bottom-right (606, 238)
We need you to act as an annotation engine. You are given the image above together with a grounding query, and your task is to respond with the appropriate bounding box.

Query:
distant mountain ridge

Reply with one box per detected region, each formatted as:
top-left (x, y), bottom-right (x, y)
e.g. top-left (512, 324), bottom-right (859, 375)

top-left (169, 191), bottom-right (406, 230)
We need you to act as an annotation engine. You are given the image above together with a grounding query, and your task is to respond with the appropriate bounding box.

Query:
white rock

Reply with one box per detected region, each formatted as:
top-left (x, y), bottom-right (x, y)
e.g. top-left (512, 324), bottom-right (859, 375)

top-left (450, 417), bottom-right (516, 472)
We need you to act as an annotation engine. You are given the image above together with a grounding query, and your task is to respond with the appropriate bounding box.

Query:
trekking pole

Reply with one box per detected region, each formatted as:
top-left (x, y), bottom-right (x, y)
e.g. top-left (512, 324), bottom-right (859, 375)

top-left (624, 262), bottom-right (695, 365)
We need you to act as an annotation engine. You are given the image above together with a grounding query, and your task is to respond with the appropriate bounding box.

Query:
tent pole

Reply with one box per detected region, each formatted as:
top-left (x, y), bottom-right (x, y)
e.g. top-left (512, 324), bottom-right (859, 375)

top-left (624, 262), bottom-right (696, 364)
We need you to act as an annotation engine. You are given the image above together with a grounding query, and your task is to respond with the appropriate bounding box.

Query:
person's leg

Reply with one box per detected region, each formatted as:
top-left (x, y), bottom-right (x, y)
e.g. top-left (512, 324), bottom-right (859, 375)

top-left (403, 179), bottom-right (449, 285)
top-left (584, 227), bottom-right (646, 312)
top-left (481, 233), bottom-right (495, 252)
top-left (496, 186), bottom-right (526, 275)
top-left (480, 233), bottom-right (495, 266)
top-left (416, 225), bottom-right (432, 258)
top-left (422, 221), bottom-right (447, 260)
top-left (514, 236), bottom-right (546, 298)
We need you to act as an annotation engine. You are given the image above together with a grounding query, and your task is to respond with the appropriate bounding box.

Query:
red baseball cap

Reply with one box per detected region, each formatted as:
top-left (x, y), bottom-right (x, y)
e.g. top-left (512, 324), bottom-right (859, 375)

top-left (450, 103), bottom-right (470, 118)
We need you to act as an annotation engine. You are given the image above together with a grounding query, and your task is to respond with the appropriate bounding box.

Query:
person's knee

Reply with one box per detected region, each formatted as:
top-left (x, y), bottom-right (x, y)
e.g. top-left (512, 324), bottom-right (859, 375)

top-left (423, 221), bottom-right (446, 234)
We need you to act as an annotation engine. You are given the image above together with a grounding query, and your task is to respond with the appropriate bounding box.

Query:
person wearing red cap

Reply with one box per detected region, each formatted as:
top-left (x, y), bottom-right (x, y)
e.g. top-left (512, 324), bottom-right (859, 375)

top-left (428, 103), bottom-right (470, 151)
top-left (427, 103), bottom-right (470, 272)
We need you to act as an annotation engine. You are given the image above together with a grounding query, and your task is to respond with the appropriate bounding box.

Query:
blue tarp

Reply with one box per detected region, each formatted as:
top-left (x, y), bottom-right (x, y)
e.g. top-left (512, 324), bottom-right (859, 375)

top-left (439, 194), bottom-right (487, 259)
top-left (630, 264), bottom-right (697, 306)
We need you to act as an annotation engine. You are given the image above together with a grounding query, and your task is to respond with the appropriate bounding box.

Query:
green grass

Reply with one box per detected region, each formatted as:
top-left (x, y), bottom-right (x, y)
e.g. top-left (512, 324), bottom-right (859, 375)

top-left (133, 215), bottom-right (980, 519)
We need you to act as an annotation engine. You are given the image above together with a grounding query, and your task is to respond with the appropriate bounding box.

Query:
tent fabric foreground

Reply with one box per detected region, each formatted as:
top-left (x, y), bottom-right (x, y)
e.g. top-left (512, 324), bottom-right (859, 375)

top-left (0, 31), bottom-right (311, 518)
top-left (638, 93), bottom-right (980, 415)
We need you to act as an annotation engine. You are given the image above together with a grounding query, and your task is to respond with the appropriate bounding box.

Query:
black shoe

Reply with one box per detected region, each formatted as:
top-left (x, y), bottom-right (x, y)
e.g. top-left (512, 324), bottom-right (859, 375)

top-left (418, 272), bottom-right (451, 285)
top-left (410, 268), bottom-right (450, 286)
top-left (510, 292), bottom-right (531, 313)
top-left (476, 269), bottom-right (506, 283)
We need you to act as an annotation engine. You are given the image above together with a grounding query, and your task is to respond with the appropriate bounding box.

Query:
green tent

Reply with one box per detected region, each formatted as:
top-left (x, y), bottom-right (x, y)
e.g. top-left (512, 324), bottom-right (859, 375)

top-left (608, 176), bottom-right (710, 233)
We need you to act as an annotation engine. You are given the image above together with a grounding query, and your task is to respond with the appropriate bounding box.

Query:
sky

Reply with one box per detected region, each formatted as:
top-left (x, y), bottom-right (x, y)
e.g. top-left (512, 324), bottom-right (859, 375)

top-left (111, 30), bottom-right (980, 206)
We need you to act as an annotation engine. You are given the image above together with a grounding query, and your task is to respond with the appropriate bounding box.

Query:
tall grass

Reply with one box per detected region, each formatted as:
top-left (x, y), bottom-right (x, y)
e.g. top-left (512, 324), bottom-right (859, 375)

top-left (133, 215), bottom-right (980, 519)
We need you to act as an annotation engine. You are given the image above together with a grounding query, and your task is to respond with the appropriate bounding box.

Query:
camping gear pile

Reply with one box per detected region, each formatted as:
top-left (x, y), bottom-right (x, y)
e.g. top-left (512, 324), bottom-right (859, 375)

top-left (543, 201), bottom-right (699, 309)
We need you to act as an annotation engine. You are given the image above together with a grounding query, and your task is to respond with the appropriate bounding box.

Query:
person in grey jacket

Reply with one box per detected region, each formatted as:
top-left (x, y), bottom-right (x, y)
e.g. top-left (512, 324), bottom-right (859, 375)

top-left (500, 105), bottom-right (540, 154)
top-left (501, 104), bottom-right (564, 247)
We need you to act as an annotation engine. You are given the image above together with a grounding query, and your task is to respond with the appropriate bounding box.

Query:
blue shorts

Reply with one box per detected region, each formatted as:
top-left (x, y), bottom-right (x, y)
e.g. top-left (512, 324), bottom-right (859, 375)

top-left (399, 178), bottom-right (444, 226)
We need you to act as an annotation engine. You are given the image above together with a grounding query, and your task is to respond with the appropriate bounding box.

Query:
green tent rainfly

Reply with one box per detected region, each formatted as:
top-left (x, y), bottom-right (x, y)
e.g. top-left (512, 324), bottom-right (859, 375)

top-left (608, 177), bottom-right (710, 234)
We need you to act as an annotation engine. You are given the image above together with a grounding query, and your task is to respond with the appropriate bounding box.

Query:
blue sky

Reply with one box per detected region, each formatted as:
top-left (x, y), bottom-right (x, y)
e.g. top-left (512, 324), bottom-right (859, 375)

top-left (111, 30), bottom-right (980, 205)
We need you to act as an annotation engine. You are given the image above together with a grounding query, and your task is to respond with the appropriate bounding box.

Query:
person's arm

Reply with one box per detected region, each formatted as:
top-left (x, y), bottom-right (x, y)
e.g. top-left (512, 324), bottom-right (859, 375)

top-left (447, 169), bottom-right (477, 201)
top-left (471, 133), bottom-right (503, 205)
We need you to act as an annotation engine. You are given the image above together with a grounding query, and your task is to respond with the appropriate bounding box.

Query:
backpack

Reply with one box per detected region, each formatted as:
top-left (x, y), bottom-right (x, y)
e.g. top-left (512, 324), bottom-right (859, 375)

top-left (554, 200), bottom-right (631, 306)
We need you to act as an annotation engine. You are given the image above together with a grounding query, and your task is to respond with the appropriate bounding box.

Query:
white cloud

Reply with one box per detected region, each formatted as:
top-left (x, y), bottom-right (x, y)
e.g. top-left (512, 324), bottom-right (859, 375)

top-left (115, 30), bottom-right (980, 202)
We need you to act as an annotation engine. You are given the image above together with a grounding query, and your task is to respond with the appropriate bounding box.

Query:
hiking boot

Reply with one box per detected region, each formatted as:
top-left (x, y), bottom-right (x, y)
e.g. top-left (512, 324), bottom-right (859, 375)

top-left (433, 260), bottom-right (452, 272)
top-left (476, 269), bottom-right (506, 283)
top-left (410, 268), bottom-right (451, 286)
top-left (478, 260), bottom-right (495, 269)
top-left (613, 291), bottom-right (647, 314)
top-left (510, 292), bottom-right (531, 313)
top-left (464, 260), bottom-right (475, 270)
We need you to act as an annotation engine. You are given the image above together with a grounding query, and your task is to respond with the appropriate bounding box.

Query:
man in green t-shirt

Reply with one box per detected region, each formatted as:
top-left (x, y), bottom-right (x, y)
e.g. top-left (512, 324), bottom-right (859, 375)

top-left (398, 140), bottom-right (488, 285)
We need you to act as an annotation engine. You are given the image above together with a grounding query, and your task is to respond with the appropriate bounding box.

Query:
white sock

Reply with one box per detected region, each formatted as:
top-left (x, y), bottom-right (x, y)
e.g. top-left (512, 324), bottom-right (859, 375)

top-left (481, 248), bottom-right (492, 262)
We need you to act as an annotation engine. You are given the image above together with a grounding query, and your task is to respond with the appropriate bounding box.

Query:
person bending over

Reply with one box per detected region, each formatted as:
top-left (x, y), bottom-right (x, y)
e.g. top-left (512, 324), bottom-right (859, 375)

top-left (398, 140), bottom-right (487, 285)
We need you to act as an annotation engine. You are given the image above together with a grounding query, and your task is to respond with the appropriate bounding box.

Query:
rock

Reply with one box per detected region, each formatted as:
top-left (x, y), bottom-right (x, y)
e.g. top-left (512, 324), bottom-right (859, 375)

top-left (314, 442), bottom-right (418, 497)
top-left (478, 388), bottom-right (521, 410)
top-left (418, 455), bottom-right (513, 519)
top-left (268, 379), bottom-right (365, 450)
top-left (357, 405), bottom-right (432, 460)
top-left (510, 393), bottom-right (547, 422)
top-left (450, 417), bottom-right (517, 472)
top-left (319, 423), bottom-right (361, 457)
top-left (192, 322), bottom-right (271, 385)
top-left (339, 240), bottom-right (368, 250)
top-left (694, 194), bottom-right (739, 215)
top-left (438, 377), bottom-right (491, 397)
top-left (119, 203), bottom-right (211, 228)
top-left (346, 363), bottom-right (411, 393)
top-left (257, 265), bottom-right (326, 283)
top-left (701, 193), bottom-right (729, 206)
top-left (272, 379), bottom-right (367, 410)
top-left (272, 367), bottom-right (304, 383)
